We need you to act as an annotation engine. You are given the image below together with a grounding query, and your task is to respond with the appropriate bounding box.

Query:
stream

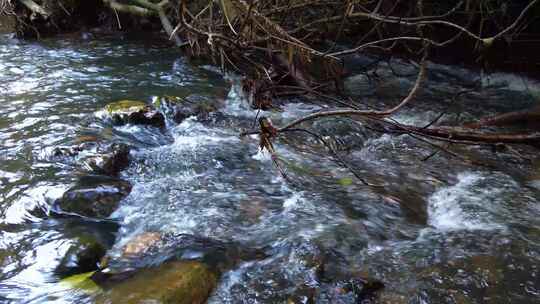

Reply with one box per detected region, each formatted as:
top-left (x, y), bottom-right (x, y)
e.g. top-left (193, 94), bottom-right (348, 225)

top-left (1, 34), bottom-right (540, 303)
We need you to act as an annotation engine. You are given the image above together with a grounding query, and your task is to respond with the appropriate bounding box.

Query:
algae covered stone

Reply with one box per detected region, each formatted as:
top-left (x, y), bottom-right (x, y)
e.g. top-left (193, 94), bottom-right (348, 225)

top-left (96, 261), bottom-right (218, 304)
top-left (105, 100), bottom-right (147, 114)
top-left (59, 271), bottom-right (101, 294)
top-left (104, 100), bottom-right (165, 128)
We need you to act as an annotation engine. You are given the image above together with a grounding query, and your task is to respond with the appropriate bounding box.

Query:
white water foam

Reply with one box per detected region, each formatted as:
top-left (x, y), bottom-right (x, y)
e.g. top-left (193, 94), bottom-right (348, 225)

top-left (282, 191), bottom-right (304, 212)
top-left (427, 172), bottom-right (504, 231)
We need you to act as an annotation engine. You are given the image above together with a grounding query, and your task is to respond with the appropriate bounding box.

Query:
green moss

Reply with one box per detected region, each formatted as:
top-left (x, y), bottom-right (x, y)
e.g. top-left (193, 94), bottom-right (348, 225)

top-left (97, 261), bottom-right (218, 304)
top-left (59, 271), bottom-right (101, 294)
top-left (337, 177), bottom-right (353, 187)
top-left (105, 100), bottom-right (147, 114)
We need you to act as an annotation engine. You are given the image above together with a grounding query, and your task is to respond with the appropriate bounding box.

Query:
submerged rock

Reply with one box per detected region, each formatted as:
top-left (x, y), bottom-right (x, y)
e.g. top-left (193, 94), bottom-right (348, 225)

top-left (105, 100), bottom-right (165, 128)
top-left (55, 175), bottom-right (132, 218)
top-left (121, 232), bottom-right (162, 257)
top-left (96, 261), bottom-right (217, 304)
top-left (99, 233), bottom-right (265, 276)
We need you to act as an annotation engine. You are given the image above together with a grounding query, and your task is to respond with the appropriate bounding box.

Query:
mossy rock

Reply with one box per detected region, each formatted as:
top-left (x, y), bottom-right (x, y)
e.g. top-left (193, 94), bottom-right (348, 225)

top-left (59, 271), bottom-right (101, 294)
top-left (105, 100), bottom-right (147, 114)
top-left (104, 100), bottom-right (166, 128)
top-left (96, 261), bottom-right (218, 304)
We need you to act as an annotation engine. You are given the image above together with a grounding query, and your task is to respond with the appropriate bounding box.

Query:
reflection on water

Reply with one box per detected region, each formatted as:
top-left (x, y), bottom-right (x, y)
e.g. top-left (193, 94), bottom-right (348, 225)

top-left (0, 33), bottom-right (540, 303)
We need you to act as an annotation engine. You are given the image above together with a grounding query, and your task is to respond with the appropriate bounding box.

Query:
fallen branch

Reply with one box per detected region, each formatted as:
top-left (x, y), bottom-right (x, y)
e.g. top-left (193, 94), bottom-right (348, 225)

top-left (464, 107), bottom-right (540, 129)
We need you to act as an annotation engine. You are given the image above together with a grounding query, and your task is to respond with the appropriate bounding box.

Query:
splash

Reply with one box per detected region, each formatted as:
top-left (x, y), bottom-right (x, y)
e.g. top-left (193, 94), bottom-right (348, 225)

top-left (427, 172), bottom-right (505, 231)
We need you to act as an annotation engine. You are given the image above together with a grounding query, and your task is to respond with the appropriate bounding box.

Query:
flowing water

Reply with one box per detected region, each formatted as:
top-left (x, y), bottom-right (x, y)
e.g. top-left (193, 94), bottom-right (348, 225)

top-left (1, 34), bottom-right (540, 303)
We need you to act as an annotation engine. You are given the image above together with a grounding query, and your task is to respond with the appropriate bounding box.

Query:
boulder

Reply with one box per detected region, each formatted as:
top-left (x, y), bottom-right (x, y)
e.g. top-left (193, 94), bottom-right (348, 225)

top-left (105, 100), bottom-right (165, 128)
top-left (52, 142), bottom-right (130, 177)
top-left (92, 233), bottom-right (266, 290)
top-left (55, 175), bottom-right (132, 218)
top-left (96, 261), bottom-right (217, 304)
top-left (107, 233), bottom-right (262, 273)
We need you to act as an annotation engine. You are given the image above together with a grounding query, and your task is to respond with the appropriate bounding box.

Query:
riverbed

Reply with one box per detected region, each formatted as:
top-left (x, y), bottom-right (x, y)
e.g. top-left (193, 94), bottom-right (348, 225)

top-left (1, 34), bottom-right (539, 303)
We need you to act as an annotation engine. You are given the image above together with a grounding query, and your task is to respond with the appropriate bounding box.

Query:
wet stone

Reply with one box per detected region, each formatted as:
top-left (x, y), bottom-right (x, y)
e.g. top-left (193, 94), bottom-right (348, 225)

top-left (94, 233), bottom-right (266, 290)
top-left (105, 100), bottom-right (165, 128)
top-left (121, 232), bottom-right (162, 257)
top-left (95, 261), bottom-right (218, 304)
top-left (153, 95), bottom-right (220, 124)
top-left (51, 141), bottom-right (131, 177)
top-left (84, 143), bottom-right (130, 177)
top-left (54, 175), bottom-right (132, 218)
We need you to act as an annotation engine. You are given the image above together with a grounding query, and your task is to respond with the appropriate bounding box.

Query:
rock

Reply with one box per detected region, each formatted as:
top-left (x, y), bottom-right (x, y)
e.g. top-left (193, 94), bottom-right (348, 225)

top-left (0, 249), bottom-right (15, 269)
top-left (374, 77), bottom-right (413, 99)
top-left (341, 278), bottom-right (385, 301)
top-left (56, 235), bottom-right (107, 277)
top-left (122, 232), bottom-right (162, 257)
top-left (154, 95), bottom-right (220, 124)
top-left (94, 233), bottom-right (266, 288)
top-left (55, 175), bottom-right (132, 218)
top-left (106, 100), bottom-right (147, 114)
top-left (95, 261), bottom-right (217, 304)
top-left (84, 143), bottom-right (130, 177)
top-left (52, 141), bottom-right (130, 177)
top-left (344, 74), bottom-right (377, 97)
top-left (126, 109), bottom-right (166, 128)
top-left (53, 144), bottom-right (88, 157)
top-left (105, 100), bottom-right (165, 128)
top-left (59, 271), bottom-right (102, 295)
